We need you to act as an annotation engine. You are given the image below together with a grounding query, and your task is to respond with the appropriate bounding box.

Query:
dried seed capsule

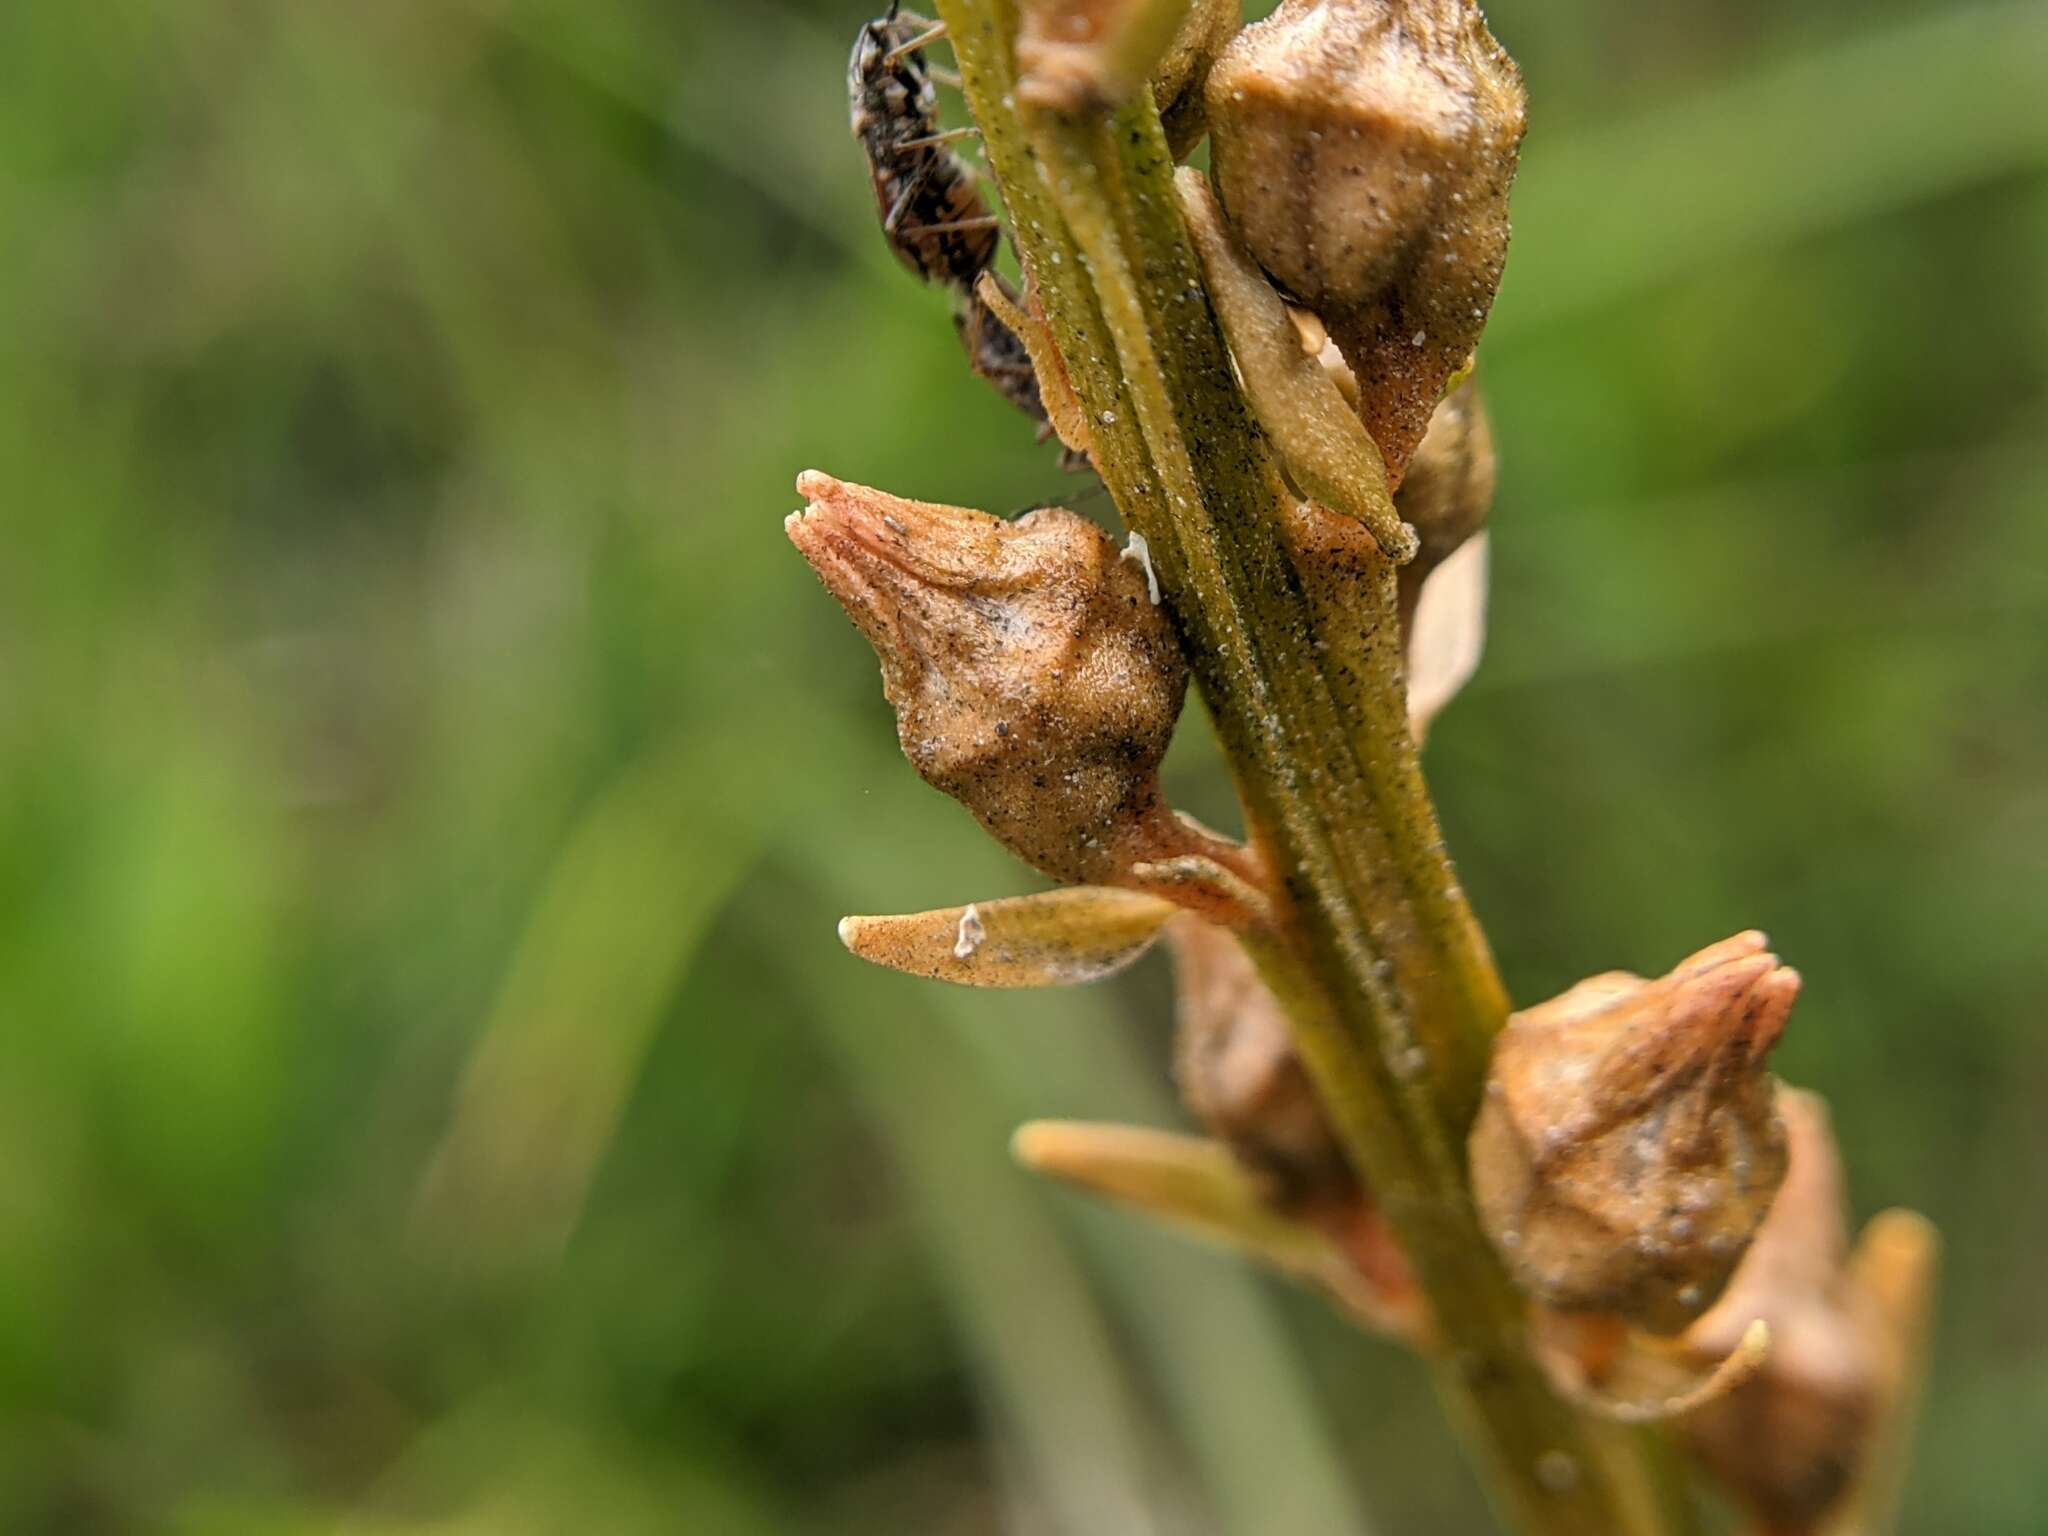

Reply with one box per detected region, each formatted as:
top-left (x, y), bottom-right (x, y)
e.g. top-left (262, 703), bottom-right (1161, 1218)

top-left (788, 472), bottom-right (1189, 885)
top-left (1205, 0), bottom-right (1526, 482)
top-left (1469, 931), bottom-right (1797, 1335)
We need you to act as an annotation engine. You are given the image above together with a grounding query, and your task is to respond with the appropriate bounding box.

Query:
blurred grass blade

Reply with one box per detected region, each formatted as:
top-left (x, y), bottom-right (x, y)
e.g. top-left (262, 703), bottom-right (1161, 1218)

top-left (1499, 0), bottom-right (2048, 335)
top-left (412, 737), bottom-right (753, 1276)
top-left (803, 965), bottom-right (1170, 1536)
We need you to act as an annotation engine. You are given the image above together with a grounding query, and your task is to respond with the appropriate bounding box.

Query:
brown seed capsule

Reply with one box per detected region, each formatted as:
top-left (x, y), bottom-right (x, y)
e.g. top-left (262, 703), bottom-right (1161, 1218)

top-left (788, 472), bottom-right (1189, 885)
top-left (1205, 0), bottom-right (1527, 483)
top-left (1469, 931), bottom-right (1797, 1335)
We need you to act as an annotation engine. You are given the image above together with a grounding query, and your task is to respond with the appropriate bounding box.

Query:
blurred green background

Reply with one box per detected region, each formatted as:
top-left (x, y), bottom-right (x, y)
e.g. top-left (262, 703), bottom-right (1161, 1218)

top-left (2, 0), bottom-right (2044, 1530)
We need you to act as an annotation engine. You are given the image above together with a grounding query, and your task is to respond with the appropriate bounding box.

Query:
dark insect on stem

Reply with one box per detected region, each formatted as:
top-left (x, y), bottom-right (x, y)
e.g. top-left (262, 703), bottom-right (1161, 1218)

top-left (848, 7), bottom-right (997, 287)
top-left (848, 6), bottom-right (1060, 449)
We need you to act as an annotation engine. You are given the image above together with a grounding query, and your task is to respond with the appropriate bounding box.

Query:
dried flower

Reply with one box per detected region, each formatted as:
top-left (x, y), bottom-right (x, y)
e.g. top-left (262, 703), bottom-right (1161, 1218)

top-left (1469, 931), bottom-right (1797, 1334)
top-left (1678, 1090), bottom-right (1940, 1535)
top-left (788, 472), bottom-right (1190, 886)
top-left (1204, 0), bottom-right (1526, 482)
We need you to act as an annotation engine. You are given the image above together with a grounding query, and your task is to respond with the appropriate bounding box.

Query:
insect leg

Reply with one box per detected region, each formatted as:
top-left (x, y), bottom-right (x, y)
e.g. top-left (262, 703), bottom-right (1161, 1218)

top-left (884, 22), bottom-right (948, 65)
top-left (912, 215), bottom-right (1001, 236)
top-left (896, 126), bottom-right (980, 151)
top-left (882, 157), bottom-right (937, 236)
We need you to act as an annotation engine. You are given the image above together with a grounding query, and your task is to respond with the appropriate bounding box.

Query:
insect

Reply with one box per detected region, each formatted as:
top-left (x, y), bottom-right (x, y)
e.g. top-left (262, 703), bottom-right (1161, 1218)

top-left (848, 7), bottom-right (1061, 447)
top-left (847, 7), bottom-right (999, 290)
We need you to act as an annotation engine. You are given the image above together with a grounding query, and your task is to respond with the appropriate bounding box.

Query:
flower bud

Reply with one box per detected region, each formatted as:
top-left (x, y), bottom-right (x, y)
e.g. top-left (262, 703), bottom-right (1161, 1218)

top-left (1469, 931), bottom-right (1797, 1335)
top-left (1205, 0), bottom-right (1526, 482)
top-left (788, 472), bottom-right (1188, 885)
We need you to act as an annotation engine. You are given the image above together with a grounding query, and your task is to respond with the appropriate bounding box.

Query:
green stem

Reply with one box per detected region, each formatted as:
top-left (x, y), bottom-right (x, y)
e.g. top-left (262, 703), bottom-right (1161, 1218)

top-left (933, 3), bottom-right (1697, 1532)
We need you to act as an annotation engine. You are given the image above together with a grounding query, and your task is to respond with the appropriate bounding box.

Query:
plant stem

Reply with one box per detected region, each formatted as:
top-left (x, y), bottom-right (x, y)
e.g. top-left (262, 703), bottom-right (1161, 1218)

top-left (934, 3), bottom-right (1697, 1531)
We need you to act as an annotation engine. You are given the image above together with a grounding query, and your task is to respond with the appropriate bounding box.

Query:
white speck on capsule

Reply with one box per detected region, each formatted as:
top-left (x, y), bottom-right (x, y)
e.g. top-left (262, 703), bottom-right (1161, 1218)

top-left (1120, 531), bottom-right (1160, 605)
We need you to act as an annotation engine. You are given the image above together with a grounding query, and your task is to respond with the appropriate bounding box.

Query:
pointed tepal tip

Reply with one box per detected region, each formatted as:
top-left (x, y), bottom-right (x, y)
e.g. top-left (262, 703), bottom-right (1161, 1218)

top-left (794, 468), bottom-right (840, 502)
top-left (1744, 963), bottom-right (1801, 1061)
top-left (1011, 1120), bottom-right (1058, 1170)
